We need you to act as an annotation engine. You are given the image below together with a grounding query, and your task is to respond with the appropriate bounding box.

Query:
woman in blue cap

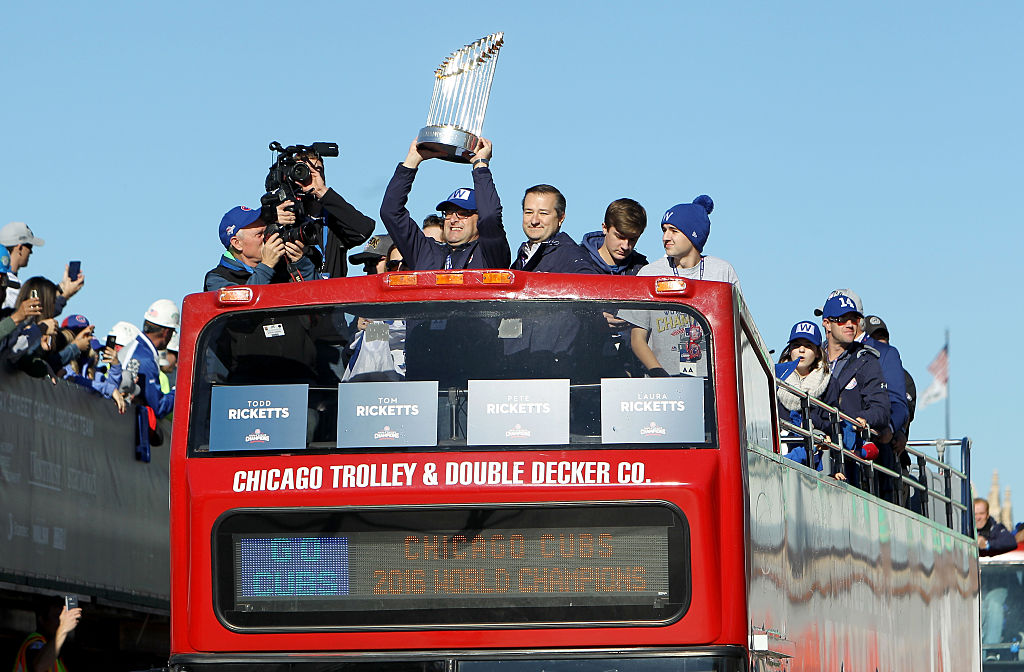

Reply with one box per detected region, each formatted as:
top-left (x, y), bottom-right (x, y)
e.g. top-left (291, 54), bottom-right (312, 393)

top-left (775, 321), bottom-right (830, 469)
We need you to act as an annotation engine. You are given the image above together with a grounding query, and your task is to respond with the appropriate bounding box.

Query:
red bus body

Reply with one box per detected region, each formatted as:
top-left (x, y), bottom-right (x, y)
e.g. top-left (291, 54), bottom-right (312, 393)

top-left (169, 271), bottom-right (979, 671)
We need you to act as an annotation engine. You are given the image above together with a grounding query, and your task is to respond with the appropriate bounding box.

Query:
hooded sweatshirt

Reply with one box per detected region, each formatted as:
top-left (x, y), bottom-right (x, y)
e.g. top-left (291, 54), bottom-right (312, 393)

top-left (580, 231), bottom-right (648, 275)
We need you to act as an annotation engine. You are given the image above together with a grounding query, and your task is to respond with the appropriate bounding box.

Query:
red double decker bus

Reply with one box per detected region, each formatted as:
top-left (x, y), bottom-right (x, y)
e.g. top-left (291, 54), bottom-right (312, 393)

top-left (168, 270), bottom-right (979, 671)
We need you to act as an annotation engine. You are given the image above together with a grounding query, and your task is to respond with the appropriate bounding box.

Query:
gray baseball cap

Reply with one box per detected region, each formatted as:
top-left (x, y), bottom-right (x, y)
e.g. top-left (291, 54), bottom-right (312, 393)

top-left (349, 234), bottom-right (393, 264)
top-left (0, 221), bottom-right (45, 247)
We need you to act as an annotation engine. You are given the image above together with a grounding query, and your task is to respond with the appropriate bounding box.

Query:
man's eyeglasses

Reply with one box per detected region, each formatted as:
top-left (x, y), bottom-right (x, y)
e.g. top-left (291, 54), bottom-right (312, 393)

top-left (443, 209), bottom-right (477, 221)
top-left (826, 314), bottom-right (861, 325)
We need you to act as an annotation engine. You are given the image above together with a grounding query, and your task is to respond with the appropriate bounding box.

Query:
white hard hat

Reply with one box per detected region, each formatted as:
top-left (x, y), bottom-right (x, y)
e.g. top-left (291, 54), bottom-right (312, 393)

top-left (109, 321), bottom-right (141, 347)
top-left (144, 299), bottom-right (180, 330)
top-left (167, 330), bottom-right (180, 353)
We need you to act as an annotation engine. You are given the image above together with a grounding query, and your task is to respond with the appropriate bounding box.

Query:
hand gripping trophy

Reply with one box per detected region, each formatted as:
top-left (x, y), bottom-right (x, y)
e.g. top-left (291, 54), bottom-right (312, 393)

top-left (416, 32), bottom-right (505, 163)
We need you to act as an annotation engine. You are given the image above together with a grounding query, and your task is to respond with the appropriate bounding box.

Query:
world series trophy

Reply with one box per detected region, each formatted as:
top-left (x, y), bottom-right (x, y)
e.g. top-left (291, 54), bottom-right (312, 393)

top-left (416, 32), bottom-right (504, 163)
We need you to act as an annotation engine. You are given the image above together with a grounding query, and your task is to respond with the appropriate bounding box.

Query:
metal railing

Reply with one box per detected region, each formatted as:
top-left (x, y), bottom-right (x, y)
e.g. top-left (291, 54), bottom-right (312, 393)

top-left (776, 378), bottom-right (972, 536)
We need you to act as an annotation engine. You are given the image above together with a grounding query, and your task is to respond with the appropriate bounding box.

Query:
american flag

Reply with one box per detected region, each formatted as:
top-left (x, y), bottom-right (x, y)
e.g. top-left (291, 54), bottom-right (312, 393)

top-left (927, 346), bottom-right (949, 384)
top-left (919, 345), bottom-right (949, 409)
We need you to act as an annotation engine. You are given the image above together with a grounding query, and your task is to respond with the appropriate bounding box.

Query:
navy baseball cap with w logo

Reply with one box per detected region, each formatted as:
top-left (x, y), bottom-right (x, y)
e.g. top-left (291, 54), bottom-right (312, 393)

top-left (436, 188), bottom-right (476, 212)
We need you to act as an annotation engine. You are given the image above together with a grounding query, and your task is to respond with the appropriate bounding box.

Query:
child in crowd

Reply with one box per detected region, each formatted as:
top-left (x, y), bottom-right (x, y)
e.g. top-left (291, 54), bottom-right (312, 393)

top-left (776, 321), bottom-right (831, 470)
top-left (776, 321), bottom-right (830, 426)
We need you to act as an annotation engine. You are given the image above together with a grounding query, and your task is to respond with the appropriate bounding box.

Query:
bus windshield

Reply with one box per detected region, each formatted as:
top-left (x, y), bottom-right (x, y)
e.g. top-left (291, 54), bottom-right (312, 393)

top-left (188, 299), bottom-right (716, 454)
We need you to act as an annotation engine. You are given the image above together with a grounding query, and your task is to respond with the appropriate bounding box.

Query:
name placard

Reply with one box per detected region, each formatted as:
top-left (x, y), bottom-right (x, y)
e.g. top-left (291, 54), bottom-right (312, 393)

top-left (337, 381), bottom-right (439, 448)
top-left (467, 379), bottom-right (569, 446)
top-left (600, 378), bottom-right (705, 444)
top-left (209, 384), bottom-right (309, 451)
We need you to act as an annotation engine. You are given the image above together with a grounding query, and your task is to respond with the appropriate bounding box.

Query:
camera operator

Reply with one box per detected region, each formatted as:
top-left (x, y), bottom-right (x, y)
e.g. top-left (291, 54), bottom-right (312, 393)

top-left (293, 150), bottom-right (375, 278)
top-left (261, 143), bottom-right (375, 279)
top-left (204, 204), bottom-right (314, 291)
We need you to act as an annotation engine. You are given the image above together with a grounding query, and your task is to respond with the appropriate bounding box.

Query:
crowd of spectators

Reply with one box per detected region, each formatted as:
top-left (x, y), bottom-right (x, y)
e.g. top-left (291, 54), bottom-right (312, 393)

top-left (0, 221), bottom-right (181, 436)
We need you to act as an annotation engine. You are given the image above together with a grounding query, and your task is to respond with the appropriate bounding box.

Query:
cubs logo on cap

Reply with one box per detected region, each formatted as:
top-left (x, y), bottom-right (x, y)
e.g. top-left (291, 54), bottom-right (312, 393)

top-left (61, 314), bottom-right (90, 329)
top-left (219, 206), bottom-right (263, 248)
top-left (788, 320), bottom-right (822, 347)
top-left (435, 188), bottom-right (477, 212)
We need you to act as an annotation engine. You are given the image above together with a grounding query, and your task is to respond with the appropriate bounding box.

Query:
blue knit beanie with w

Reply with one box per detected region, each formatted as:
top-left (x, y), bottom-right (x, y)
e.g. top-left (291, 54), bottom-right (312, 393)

top-left (662, 195), bottom-right (714, 253)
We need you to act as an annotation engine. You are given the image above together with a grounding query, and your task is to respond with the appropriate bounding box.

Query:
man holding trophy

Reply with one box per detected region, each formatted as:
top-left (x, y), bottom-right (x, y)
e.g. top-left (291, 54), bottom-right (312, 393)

top-left (379, 32), bottom-right (510, 271)
top-left (379, 138), bottom-right (510, 271)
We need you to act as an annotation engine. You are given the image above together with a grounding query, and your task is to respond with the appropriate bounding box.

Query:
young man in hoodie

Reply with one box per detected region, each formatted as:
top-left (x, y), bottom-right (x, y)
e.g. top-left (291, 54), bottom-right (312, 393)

top-left (581, 198), bottom-right (649, 275)
top-left (580, 198), bottom-right (650, 373)
top-left (620, 196), bottom-right (739, 377)
top-left (512, 185), bottom-right (598, 273)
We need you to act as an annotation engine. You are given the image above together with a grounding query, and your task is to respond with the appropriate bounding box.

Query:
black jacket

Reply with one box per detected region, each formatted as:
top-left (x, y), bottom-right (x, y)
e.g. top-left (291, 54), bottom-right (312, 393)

top-left (511, 231), bottom-right (599, 274)
top-left (308, 188), bottom-right (375, 278)
top-left (812, 341), bottom-right (890, 432)
top-left (380, 164), bottom-right (510, 270)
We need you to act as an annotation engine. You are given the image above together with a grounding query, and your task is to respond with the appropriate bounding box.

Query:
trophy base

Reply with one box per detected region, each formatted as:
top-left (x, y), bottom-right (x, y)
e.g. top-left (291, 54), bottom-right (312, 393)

top-left (417, 126), bottom-right (479, 164)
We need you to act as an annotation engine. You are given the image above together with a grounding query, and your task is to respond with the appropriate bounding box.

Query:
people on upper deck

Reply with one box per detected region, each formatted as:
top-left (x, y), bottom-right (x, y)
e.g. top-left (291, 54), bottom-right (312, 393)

top-left (204, 205), bottom-right (315, 291)
top-left (421, 214), bottom-right (445, 243)
top-left (810, 292), bottom-right (889, 469)
top-left (380, 138), bottom-right (510, 270)
top-left (511, 184), bottom-right (598, 273)
top-left (633, 196), bottom-right (740, 287)
top-left (502, 185), bottom-right (603, 378)
top-left (776, 321), bottom-right (831, 425)
top-left (582, 198), bottom-right (650, 374)
top-left (975, 497), bottom-right (1018, 556)
top-left (622, 198), bottom-right (738, 377)
top-left (864, 314), bottom-right (917, 451)
top-left (816, 289), bottom-right (907, 499)
top-left (581, 198), bottom-right (649, 275)
top-left (348, 234), bottom-right (393, 275)
top-left (776, 321), bottom-right (842, 472)
top-left (284, 148), bottom-right (375, 279)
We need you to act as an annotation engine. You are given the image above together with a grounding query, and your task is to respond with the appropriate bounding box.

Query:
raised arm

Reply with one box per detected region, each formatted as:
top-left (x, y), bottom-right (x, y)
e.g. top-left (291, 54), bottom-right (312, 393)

top-left (469, 138), bottom-right (510, 268)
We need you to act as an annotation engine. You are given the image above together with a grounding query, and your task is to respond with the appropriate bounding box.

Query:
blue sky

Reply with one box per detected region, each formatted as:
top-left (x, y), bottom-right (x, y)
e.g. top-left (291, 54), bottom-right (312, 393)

top-left (2, 3), bottom-right (1020, 515)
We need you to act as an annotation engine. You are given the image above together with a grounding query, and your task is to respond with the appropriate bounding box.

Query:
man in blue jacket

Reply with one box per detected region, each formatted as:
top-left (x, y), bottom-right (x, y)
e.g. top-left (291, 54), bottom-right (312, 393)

top-left (813, 293), bottom-right (890, 488)
top-left (976, 498), bottom-right (1018, 556)
top-left (120, 299), bottom-right (179, 419)
top-left (379, 138), bottom-right (509, 270)
top-left (816, 289), bottom-right (908, 501)
top-left (503, 185), bottom-right (599, 378)
top-left (512, 185), bottom-right (598, 273)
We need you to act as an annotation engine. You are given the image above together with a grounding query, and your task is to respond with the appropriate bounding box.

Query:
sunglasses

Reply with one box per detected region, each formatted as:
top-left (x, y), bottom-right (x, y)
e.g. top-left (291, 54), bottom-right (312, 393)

top-left (442, 209), bottom-right (476, 220)
top-left (826, 314), bottom-right (861, 325)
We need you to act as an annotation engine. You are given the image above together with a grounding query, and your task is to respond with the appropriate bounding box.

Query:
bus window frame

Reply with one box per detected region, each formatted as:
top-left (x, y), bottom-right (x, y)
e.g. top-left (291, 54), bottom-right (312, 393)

top-left (186, 299), bottom-right (719, 457)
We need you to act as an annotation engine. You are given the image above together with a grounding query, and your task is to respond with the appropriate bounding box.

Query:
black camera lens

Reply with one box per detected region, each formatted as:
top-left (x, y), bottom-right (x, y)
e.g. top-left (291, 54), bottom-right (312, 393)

top-left (289, 162), bottom-right (311, 184)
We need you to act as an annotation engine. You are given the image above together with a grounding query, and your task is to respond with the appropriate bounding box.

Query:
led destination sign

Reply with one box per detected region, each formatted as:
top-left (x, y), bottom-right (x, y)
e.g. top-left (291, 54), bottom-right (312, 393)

top-left (216, 505), bottom-right (689, 628)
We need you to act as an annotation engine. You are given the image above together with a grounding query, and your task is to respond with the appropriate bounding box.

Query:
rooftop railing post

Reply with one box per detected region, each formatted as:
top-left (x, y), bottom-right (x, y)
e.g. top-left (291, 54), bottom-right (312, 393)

top-left (943, 452), bottom-right (954, 531)
top-left (961, 437), bottom-right (972, 536)
top-left (800, 393), bottom-right (814, 461)
top-left (832, 413), bottom-right (844, 480)
top-left (916, 451), bottom-right (929, 520)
